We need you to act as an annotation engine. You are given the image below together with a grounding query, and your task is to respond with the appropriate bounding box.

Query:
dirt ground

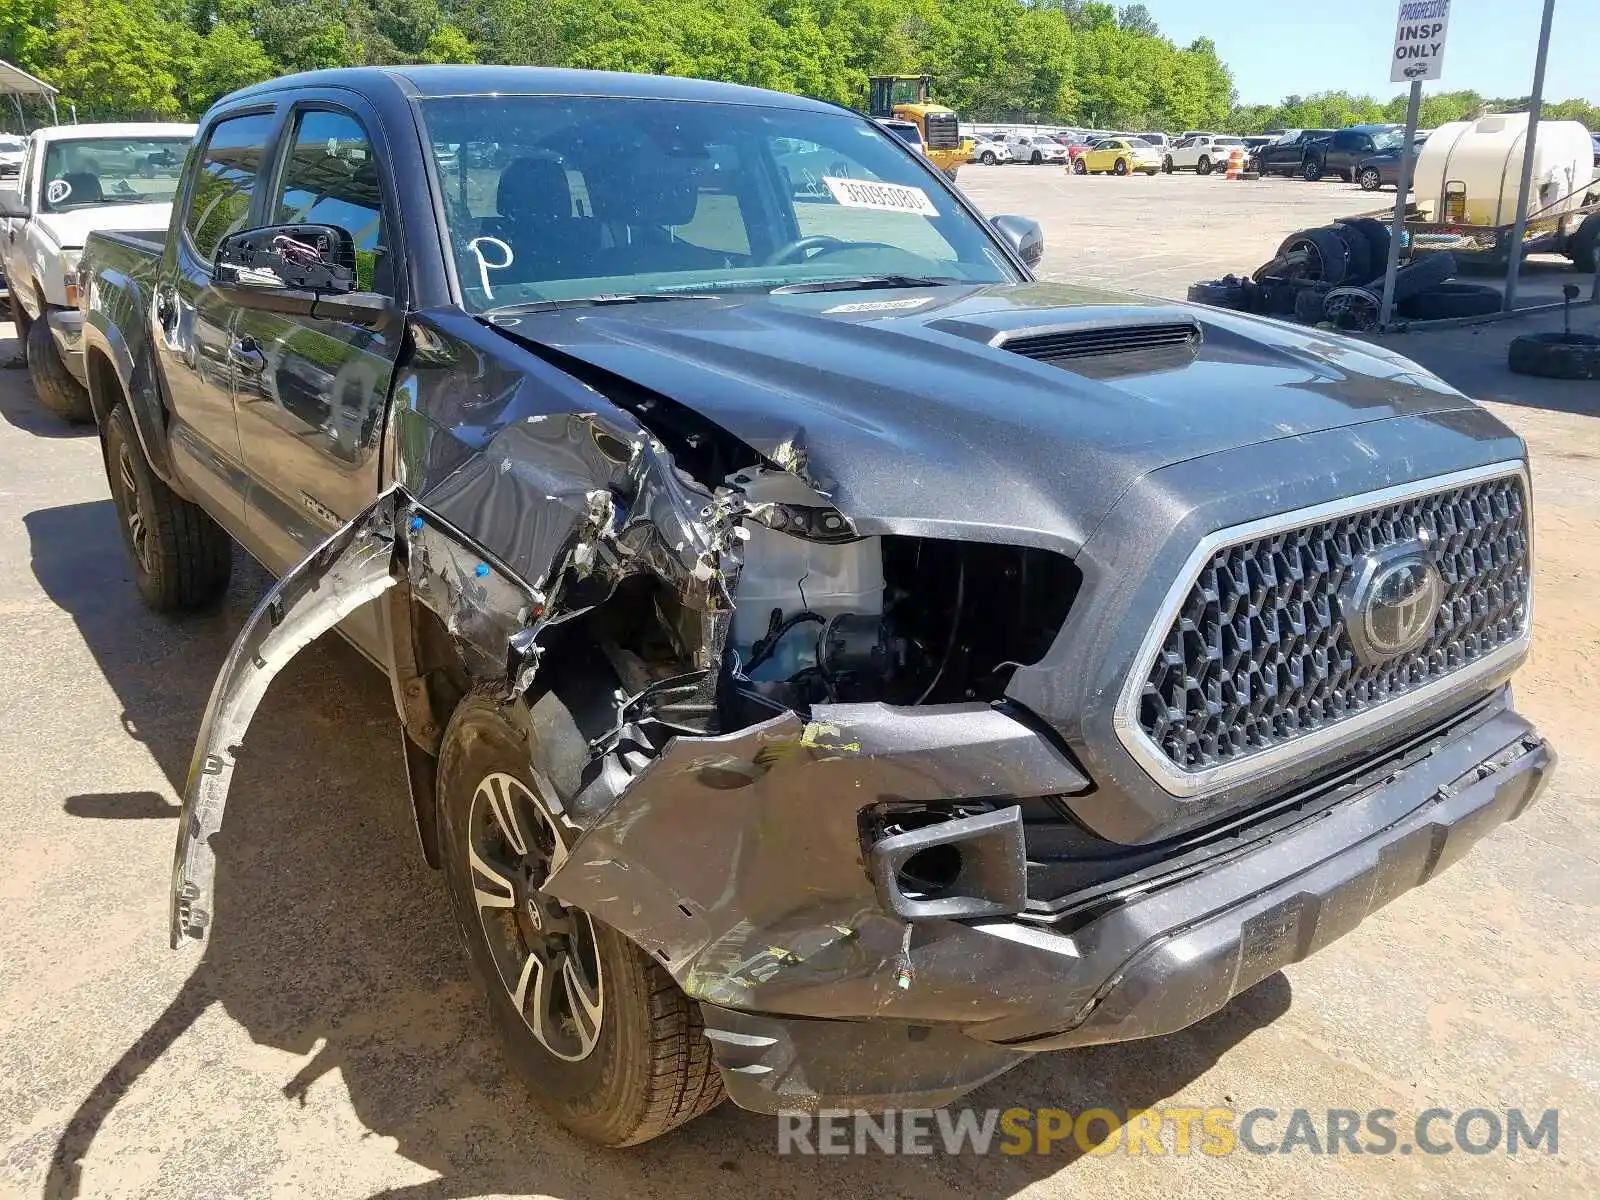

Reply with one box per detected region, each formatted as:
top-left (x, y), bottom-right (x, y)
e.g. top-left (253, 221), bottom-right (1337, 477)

top-left (0, 168), bottom-right (1596, 1198)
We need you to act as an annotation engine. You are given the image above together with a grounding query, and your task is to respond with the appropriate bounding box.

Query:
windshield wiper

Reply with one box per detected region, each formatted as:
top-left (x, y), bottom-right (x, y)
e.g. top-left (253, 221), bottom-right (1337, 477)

top-left (768, 275), bottom-right (962, 295)
top-left (480, 292), bottom-right (721, 318)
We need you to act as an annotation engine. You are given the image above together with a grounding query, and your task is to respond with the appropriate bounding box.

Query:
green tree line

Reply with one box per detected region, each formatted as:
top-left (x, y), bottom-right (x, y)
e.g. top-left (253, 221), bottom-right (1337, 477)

top-left (1230, 89), bottom-right (1600, 134)
top-left (1, 0), bottom-right (1236, 129)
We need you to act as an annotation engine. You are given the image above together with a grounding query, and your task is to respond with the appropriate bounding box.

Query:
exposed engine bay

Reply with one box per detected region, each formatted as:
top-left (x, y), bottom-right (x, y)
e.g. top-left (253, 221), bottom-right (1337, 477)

top-left (723, 526), bottom-right (1081, 720)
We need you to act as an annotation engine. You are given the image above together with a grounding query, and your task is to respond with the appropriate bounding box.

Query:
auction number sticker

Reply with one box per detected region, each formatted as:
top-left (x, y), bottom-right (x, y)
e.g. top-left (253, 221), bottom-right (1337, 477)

top-left (823, 176), bottom-right (938, 216)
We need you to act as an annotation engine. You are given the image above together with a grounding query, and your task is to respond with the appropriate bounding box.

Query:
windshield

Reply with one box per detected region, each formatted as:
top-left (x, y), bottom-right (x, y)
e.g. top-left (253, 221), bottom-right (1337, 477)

top-left (883, 123), bottom-right (923, 147)
top-left (420, 96), bottom-right (1018, 312)
top-left (1372, 130), bottom-right (1406, 151)
top-left (40, 136), bottom-right (190, 213)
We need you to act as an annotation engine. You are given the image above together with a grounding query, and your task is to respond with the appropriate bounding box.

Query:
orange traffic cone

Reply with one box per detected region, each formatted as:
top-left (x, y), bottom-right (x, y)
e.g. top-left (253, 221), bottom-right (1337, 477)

top-left (1225, 146), bottom-right (1245, 180)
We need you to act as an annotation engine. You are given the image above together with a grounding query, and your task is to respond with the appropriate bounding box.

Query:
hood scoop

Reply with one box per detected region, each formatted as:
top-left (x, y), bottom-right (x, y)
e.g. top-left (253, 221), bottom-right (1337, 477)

top-left (995, 317), bottom-right (1202, 365)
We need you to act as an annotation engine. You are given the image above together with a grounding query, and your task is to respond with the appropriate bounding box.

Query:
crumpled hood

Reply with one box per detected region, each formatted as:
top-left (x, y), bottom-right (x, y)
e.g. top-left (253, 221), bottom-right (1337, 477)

top-left (497, 281), bottom-right (1474, 553)
top-left (30, 202), bottom-right (174, 250)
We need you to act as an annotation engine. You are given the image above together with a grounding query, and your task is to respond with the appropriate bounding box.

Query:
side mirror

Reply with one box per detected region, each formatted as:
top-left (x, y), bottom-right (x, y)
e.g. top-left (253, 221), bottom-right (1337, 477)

top-left (0, 185), bottom-right (27, 218)
top-left (991, 214), bottom-right (1045, 269)
top-left (214, 223), bottom-right (397, 329)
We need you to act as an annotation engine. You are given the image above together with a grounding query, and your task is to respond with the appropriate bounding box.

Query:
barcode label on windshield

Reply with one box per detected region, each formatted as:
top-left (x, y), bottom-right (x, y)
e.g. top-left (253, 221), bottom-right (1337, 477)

top-left (822, 176), bottom-right (938, 216)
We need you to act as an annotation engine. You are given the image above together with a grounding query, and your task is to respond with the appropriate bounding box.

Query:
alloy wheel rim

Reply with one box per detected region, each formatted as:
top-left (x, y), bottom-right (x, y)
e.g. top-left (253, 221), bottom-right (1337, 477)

top-left (467, 771), bottom-right (603, 1062)
top-left (116, 443), bottom-right (151, 574)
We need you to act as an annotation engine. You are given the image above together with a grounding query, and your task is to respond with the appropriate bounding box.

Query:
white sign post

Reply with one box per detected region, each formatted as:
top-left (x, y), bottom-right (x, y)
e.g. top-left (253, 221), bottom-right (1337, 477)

top-left (1379, 0), bottom-right (1453, 327)
top-left (1390, 0), bottom-right (1453, 84)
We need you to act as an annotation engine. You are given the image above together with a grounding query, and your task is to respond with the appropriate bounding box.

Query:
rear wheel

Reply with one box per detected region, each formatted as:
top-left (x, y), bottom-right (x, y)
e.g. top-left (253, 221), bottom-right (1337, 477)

top-left (26, 314), bottom-right (93, 424)
top-left (104, 403), bottom-right (232, 612)
top-left (1567, 212), bottom-right (1600, 272)
top-left (437, 693), bottom-right (724, 1146)
top-left (1162, 155), bottom-right (1173, 173)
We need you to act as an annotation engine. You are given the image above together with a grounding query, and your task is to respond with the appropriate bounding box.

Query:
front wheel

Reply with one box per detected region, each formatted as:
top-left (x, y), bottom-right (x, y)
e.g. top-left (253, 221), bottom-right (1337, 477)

top-left (104, 403), bottom-right (232, 612)
top-left (437, 693), bottom-right (724, 1146)
top-left (1359, 167), bottom-right (1383, 191)
top-left (26, 314), bottom-right (93, 424)
top-left (1302, 158), bottom-right (1324, 181)
top-left (1113, 158), bottom-right (1128, 176)
top-left (980, 151), bottom-right (996, 165)
top-left (1030, 151), bottom-right (1042, 164)
top-left (1072, 158), bottom-right (1087, 175)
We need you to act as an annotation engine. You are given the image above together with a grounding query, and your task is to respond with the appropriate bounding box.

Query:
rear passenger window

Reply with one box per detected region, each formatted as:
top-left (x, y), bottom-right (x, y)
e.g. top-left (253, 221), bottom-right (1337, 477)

top-left (272, 110), bottom-right (391, 293)
top-left (185, 112), bottom-right (276, 262)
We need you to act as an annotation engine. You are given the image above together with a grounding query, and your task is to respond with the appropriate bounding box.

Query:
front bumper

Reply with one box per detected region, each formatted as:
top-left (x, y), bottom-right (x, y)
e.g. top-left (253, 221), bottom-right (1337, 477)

top-left (46, 307), bottom-right (87, 385)
top-left (675, 698), bottom-right (1552, 1113)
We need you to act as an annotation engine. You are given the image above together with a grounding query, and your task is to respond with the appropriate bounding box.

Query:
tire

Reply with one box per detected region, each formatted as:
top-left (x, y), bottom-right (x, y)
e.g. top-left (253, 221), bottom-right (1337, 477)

top-left (980, 151), bottom-right (996, 166)
top-left (1197, 155), bottom-right (1212, 176)
top-left (1301, 158), bottom-right (1324, 182)
top-left (9, 289), bottom-right (31, 338)
top-left (1359, 167), bottom-right (1384, 191)
top-left (1331, 224), bottom-right (1374, 286)
top-left (104, 403), bottom-right (232, 612)
top-left (1114, 158), bottom-right (1128, 176)
top-left (1336, 218), bottom-right (1391, 276)
top-left (1162, 155), bottom-right (1173, 173)
top-left (1031, 151), bottom-right (1042, 165)
top-left (1072, 158), bottom-right (1087, 175)
top-left (1397, 282), bottom-right (1503, 320)
top-left (1508, 332), bottom-right (1600, 379)
top-left (1277, 226), bottom-right (1352, 285)
top-left (26, 314), bottom-right (94, 424)
top-left (436, 692), bottom-right (724, 1147)
top-left (1187, 277), bottom-right (1249, 310)
top-left (1568, 211), bottom-right (1600, 272)
top-left (1389, 251), bottom-right (1457, 302)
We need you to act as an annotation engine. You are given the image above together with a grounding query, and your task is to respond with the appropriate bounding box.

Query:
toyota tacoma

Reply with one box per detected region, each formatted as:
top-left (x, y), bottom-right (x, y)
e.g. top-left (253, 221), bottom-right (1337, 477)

top-left (79, 66), bottom-right (1552, 1147)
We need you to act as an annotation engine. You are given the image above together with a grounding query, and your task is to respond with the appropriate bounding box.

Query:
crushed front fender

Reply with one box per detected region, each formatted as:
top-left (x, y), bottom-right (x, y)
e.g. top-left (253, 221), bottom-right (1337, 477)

top-left (170, 492), bottom-right (407, 947)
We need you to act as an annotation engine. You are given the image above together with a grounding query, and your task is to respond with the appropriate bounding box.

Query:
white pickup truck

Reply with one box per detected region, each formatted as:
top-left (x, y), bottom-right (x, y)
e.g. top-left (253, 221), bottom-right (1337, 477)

top-left (0, 122), bottom-right (195, 422)
top-left (1163, 133), bottom-right (1246, 175)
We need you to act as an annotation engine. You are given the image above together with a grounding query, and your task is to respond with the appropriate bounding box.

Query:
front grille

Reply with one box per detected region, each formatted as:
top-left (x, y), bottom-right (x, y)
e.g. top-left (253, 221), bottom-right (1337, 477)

top-left (1132, 470), bottom-right (1530, 782)
top-left (1000, 321), bottom-right (1200, 362)
top-left (924, 113), bottom-right (960, 150)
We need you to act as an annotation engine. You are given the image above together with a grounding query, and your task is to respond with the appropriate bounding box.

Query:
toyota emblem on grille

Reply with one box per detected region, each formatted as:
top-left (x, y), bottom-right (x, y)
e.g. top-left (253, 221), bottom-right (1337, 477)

top-left (1342, 541), bottom-right (1444, 665)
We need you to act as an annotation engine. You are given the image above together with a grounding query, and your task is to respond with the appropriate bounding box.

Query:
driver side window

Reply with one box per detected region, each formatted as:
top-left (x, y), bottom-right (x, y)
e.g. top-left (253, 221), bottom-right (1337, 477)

top-left (272, 109), bottom-right (392, 295)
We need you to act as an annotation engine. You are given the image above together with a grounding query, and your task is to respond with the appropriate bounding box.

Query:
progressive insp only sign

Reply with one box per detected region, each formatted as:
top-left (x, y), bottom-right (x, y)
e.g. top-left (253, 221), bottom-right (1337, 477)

top-left (1390, 0), bottom-right (1452, 83)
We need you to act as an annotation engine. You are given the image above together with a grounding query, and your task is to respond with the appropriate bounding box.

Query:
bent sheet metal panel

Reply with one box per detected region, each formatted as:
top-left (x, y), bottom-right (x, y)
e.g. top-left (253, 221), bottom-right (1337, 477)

top-left (541, 703), bottom-right (1088, 1020)
top-left (171, 492), bottom-right (406, 947)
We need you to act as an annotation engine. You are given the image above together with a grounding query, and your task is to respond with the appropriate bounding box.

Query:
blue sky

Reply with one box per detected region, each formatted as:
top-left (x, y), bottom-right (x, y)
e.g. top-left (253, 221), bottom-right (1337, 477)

top-left (1137, 0), bottom-right (1598, 105)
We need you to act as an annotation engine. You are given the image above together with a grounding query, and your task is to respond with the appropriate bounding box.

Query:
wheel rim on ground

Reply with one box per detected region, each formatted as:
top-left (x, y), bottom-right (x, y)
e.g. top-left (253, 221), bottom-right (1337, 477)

top-left (1362, 169), bottom-right (1381, 190)
top-left (468, 771), bottom-right (604, 1062)
top-left (1074, 159), bottom-right (1086, 174)
top-left (1115, 159), bottom-right (1127, 175)
top-left (114, 442), bottom-right (152, 574)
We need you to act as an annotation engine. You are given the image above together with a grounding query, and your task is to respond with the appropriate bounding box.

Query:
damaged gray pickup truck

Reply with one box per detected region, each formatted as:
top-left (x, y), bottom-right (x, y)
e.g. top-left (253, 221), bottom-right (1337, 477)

top-left (80, 65), bottom-right (1553, 1146)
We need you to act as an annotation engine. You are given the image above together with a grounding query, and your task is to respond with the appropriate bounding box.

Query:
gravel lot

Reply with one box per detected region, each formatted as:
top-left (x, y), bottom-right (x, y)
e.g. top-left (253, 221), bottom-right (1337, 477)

top-left (1, 166), bottom-right (1596, 1199)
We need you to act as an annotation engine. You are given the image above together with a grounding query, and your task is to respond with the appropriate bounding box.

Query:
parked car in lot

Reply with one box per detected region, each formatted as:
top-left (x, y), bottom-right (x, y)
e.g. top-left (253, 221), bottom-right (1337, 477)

top-left (0, 121), bottom-right (196, 422)
top-left (1303, 125), bottom-right (1407, 182)
top-left (1136, 131), bottom-right (1172, 150)
top-left (1164, 134), bottom-right (1245, 175)
top-left (1253, 128), bottom-right (1336, 176)
top-left (83, 64), bottom-right (1551, 1152)
top-left (967, 134), bottom-right (1011, 165)
top-left (0, 133), bottom-right (24, 181)
top-left (1006, 132), bottom-right (1068, 164)
top-left (1356, 141), bottom-right (1421, 191)
top-left (1074, 136), bottom-right (1163, 175)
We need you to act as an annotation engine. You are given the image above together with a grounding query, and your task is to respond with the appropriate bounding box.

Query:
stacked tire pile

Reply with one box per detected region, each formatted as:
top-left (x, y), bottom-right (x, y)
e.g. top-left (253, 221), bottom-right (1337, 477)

top-left (1188, 219), bottom-right (1503, 330)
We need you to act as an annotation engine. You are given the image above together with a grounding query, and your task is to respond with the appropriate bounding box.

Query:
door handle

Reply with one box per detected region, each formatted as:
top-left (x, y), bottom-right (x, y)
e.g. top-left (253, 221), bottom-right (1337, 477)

top-left (229, 336), bottom-right (266, 372)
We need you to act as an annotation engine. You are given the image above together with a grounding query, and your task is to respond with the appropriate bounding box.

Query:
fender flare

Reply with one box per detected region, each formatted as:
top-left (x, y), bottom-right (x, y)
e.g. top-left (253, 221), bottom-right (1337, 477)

top-left (82, 308), bottom-right (190, 497)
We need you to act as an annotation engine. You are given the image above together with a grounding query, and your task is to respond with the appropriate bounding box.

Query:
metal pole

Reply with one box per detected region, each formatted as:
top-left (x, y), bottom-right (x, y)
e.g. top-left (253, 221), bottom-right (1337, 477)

top-left (1379, 81), bottom-right (1424, 328)
top-left (1503, 0), bottom-right (1557, 312)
